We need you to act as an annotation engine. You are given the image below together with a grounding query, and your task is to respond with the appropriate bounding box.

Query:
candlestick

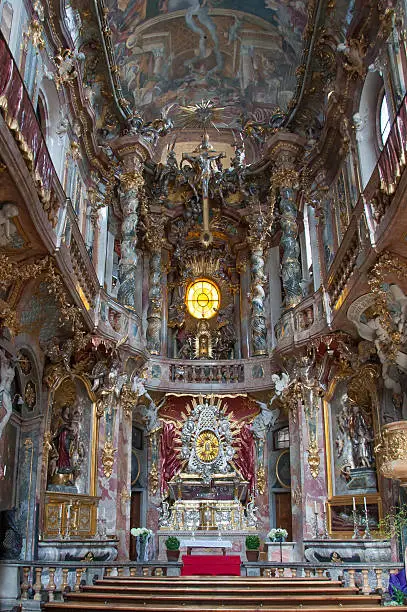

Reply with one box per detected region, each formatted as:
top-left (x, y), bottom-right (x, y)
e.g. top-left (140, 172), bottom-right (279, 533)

top-left (352, 508), bottom-right (362, 539)
top-left (313, 507), bottom-right (320, 539)
top-left (363, 505), bottom-right (372, 540)
top-left (321, 505), bottom-right (331, 540)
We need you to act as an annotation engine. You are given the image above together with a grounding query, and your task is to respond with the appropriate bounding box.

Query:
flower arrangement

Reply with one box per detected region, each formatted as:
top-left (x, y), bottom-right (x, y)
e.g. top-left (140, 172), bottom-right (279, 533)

top-left (130, 527), bottom-right (153, 540)
top-left (267, 528), bottom-right (288, 542)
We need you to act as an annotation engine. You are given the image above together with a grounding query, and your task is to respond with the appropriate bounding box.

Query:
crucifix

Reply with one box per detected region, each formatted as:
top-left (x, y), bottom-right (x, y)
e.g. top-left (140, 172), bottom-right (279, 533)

top-left (181, 131), bottom-right (225, 247)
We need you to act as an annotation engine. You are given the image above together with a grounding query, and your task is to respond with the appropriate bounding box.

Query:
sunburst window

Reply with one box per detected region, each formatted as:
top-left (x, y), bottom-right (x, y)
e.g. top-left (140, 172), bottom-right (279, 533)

top-left (186, 279), bottom-right (220, 320)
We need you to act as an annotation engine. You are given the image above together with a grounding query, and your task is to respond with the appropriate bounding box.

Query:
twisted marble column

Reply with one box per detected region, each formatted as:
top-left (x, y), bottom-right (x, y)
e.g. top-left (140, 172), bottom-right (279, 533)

top-left (146, 214), bottom-right (165, 355)
top-left (279, 186), bottom-right (302, 308)
top-left (117, 171), bottom-right (144, 310)
top-left (248, 214), bottom-right (268, 356)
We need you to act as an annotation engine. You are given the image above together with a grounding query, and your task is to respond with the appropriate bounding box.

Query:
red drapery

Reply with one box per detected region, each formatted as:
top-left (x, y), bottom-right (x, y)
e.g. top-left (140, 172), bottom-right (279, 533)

top-left (234, 422), bottom-right (255, 493)
top-left (160, 421), bottom-right (181, 495)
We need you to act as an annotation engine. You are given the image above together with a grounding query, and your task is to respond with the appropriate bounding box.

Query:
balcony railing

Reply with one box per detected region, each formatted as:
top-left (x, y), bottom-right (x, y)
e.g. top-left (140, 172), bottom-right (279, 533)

top-left (0, 32), bottom-right (60, 227)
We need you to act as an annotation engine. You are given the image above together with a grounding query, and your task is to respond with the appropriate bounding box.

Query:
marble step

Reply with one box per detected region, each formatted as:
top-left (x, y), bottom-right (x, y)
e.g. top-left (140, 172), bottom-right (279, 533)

top-left (45, 604), bottom-right (407, 612)
top-left (64, 591), bottom-right (383, 606)
top-left (83, 584), bottom-right (359, 595)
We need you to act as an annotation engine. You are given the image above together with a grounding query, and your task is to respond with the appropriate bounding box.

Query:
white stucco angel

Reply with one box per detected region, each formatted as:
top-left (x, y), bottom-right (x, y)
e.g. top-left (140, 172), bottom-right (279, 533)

top-left (271, 371), bottom-right (290, 396)
top-left (252, 398), bottom-right (280, 440)
top-left (131, 366), bottom-right (154, 406)
top-left (0, 349), bottom-right (16, 440)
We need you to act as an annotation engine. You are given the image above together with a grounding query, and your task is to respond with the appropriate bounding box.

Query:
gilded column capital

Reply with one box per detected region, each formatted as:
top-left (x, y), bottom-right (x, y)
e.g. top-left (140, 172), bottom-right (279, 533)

top-left (110, 134), bottom-right (153, 170)
top-left (145, 213), bottom-right (166, 252)
top-left (120, 169), bottom-right (144, 192)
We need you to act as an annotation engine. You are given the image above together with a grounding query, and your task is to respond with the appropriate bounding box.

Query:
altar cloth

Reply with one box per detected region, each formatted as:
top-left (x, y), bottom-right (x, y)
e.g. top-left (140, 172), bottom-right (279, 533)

top-left (180, 538), bottom-right (232, 548)
top-left (181, 554), bottom-right (241, 576)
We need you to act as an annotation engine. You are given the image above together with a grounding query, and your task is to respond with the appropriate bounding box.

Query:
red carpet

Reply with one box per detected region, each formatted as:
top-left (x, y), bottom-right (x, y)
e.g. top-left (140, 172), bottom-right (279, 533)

top-left (181, 554), bottom-right (241, 576)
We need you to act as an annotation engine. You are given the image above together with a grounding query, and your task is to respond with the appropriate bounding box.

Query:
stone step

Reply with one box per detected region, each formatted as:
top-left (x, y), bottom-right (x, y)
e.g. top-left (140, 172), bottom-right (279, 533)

top-left (45, 604), bottom-right (407, 612)
top-left (64, 591), bottom-right (383, 606)
top-left (83, 584), bottom-right (359, 596)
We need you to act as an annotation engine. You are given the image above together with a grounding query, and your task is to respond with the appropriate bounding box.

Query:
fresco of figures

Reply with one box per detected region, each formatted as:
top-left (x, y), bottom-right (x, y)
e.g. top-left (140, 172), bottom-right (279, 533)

top-left (104, 0), bottom-right (307, 119)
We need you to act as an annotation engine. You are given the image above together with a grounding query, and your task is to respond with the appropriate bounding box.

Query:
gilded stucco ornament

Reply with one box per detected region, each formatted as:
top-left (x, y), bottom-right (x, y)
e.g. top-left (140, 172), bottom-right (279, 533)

top-left (102, 436), bottom-right (117, 479)
top-left (307, 433), bottom-right (321, 479)
top-left (376, 421), bottom-right (407, 487)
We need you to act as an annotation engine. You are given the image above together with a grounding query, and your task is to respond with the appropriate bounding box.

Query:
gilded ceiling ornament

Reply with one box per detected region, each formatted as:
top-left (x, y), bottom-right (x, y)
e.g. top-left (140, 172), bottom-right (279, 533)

top-left (102, 436), bottom-right (117, 479)
top-left (26, 17), bottom-right (45, 51)
top-left (337, 37), bottom-right (367, 78)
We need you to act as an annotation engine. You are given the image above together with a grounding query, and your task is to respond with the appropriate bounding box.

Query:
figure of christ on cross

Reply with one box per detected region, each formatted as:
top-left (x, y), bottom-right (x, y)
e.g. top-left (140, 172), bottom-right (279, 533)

top-left (181, 131), bottom-right (225, 246)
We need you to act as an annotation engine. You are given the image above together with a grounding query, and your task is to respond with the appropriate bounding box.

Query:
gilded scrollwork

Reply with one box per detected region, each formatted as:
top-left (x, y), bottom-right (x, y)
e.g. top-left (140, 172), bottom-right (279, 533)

top-left (102, 436), bottom-right (117, 479)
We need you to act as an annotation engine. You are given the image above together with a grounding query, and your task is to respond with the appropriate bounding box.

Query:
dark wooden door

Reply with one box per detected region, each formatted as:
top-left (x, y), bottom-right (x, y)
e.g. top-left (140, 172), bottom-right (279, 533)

top-left (275, 492), bottom-right (292, 541)
top-left (129, 491), bottom-right (142, 560)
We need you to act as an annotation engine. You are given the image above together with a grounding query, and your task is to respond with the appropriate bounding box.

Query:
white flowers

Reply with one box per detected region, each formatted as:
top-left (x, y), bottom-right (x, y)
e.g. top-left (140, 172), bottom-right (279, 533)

top-left (267, 528), bottom-right (288, 541)
top-left (130, 527), bottom-right (153, 539)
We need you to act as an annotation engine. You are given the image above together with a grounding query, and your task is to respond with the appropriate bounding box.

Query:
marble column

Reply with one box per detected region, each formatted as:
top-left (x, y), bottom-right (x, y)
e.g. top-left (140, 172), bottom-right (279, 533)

top-left (247, 213), bottom-right (269, 356)
top-left (268, 135), bottom-right (304, 310)
top-left (117, 170), bottom-right (144, 310)
top-left (110, 136), bottom-right (152, 316)
top-left (279, 186), bottom-right (302, 308)
top-left (146, 213), bottom-right (165, 355)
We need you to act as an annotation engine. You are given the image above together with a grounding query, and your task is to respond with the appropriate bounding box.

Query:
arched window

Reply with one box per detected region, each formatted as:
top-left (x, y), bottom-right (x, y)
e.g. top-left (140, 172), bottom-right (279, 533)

top-left (379, 92), bottom-right (391, 146)
top-left (36, 94), bottom-right (47, 138)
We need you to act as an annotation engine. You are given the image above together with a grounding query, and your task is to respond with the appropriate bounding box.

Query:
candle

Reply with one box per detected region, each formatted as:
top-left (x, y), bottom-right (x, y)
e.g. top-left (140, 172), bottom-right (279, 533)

top-left (364, 497), bottom-right (367, 512)
top-left (352, 497), bottom-right (356, 511)
top-left (324, 501), bottom-right (326, 514)
top-left (314, 501), bottom-right (318, 514)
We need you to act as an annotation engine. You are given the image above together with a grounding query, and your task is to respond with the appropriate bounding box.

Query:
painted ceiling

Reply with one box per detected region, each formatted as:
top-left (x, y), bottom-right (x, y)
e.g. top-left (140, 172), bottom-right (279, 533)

top-left (105, 0), bottom-right (308, 120)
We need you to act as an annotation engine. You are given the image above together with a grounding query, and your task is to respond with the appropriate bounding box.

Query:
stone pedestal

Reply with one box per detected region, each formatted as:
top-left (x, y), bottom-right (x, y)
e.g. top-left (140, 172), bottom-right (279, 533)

top-left (303, 539), bottom-right (392, 563)
top-left (157, 530), bottom-right (251, 561)
top-left (264, 541), bottom-right (296, 562)
top-left (37, 538), bottom-right (118, 561)
top-left (0, 563), bottom-right (20, 610)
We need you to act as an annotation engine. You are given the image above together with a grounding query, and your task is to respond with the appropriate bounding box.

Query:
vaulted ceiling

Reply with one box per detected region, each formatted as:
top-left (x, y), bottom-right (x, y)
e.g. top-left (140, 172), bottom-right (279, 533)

top-left (105, 0), bottom-right (308, 121)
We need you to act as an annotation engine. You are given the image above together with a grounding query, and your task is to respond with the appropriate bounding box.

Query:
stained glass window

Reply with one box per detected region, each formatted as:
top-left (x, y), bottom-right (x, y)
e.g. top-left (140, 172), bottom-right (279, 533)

top-left (186, 279), bottom-right (220, 319)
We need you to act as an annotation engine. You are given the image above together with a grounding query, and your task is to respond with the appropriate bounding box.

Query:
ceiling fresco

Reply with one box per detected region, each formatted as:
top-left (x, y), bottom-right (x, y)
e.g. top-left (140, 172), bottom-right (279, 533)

top-left (105, 0), bottom-right (308, 120)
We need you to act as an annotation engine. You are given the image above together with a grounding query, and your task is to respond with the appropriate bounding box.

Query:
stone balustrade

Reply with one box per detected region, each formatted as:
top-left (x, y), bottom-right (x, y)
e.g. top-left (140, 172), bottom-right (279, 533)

top-left (274, 289), bottom-right (327, 350)
top-left (0, 560), bottom-right (403, 607)
top-left (147, 357), bottom-right (275, 392)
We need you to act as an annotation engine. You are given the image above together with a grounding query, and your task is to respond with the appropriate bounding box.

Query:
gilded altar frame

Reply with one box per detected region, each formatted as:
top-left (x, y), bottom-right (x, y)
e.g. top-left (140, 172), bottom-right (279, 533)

top-left (323, 365), bottom-right (383, 538)
top-left (40, 374), bottom-right (100, 539)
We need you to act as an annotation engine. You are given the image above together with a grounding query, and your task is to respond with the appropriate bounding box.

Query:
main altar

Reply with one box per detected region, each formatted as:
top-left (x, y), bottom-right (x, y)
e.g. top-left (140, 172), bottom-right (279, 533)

top-left (156, 395), bottom-right (260, 559)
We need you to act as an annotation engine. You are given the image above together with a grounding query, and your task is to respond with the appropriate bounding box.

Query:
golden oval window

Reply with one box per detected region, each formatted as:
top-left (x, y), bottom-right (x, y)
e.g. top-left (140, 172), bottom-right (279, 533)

top-left (186, 279), bottom-right (220, 320)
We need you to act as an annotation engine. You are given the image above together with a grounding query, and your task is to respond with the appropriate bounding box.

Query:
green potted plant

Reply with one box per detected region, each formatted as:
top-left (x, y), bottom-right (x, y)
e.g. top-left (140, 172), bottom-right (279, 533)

top-left (245, 534), bottom-right (261, 562)
top-left (165, 535), bottom-right (180, 561)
